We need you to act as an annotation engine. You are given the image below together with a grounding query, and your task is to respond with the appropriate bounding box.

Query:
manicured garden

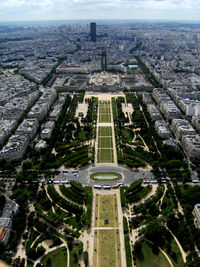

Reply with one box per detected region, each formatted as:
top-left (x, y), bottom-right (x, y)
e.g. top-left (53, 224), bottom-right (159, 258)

top-left (97, 126), bottom-right (114, 163)
top-left (97, 148), bottom-right (114, 163)
top-left (99, 101), bottom-right (111, 123)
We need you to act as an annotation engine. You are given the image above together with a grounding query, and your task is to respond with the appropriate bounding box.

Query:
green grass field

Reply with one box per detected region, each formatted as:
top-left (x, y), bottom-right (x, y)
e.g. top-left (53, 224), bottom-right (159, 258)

top-left (98, 137), bottom-right (113, 148)
top-left (99, 103), bottom-right (111, 113)
top-left (97, 105), bottom-right (114, 162)
top-left (69, 244), bottom-right (80, 267)
top-left (95, 194), bottom-right (118, 227)
top-left (136, 242), bottom-right (170, 267)
top-left (167, 239), bottom-right (184, 267)
top-left (99, 126), bottom-right (112, 137)
top-left (93, 230), bottom-right (121, 267)
top-left (99, 102), bottom-right (111, 123)
top-left (41, 247), bottom-right (67, 267)
top-left (100, 106), bottom-right (110, 113)
top-left (99, 114), bottom-right (111, 123)
top-left (97, 149), bottom-right (114, 163)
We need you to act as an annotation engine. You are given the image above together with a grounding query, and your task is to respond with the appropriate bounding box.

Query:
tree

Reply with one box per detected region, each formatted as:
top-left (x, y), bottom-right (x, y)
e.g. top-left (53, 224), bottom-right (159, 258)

top-left (0, 159), bottom-right (6, 168)
top-left (133, 241), bottom-right (143, 261)
top-left (22, 161), bottom-right (32, 170)
top-left (83, 251), bottom-right (88, 266)
top-left (73, 252), bottom-right (78, 263)
top-left (145, 219), bottom-right (171, 248)
top-left (37, 246), bottom-right (45, 258)
top-left (0, 195), bottom-right (6, 216)
top-left (46, 258), bottom-right (52, 267)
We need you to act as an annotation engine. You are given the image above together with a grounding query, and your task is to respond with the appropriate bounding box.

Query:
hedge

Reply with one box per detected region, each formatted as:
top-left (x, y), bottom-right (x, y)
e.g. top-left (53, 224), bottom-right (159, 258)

top-left (47, 186), bottom-right (83, 214)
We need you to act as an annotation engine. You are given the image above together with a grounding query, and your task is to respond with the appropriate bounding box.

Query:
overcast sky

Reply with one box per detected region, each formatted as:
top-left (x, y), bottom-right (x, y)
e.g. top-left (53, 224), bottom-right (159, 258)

top-left (0, 0), bottom-right (199, 22)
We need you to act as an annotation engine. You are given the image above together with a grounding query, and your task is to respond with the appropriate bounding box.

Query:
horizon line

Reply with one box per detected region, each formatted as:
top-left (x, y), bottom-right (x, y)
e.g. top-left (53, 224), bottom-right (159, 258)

top-left (0, 18), bottom-right (200, 24)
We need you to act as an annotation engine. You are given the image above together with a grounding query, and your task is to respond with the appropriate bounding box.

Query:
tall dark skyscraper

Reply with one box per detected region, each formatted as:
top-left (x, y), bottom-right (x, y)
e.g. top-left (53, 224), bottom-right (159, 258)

top-left (90, 22), bottom-right (96, 42)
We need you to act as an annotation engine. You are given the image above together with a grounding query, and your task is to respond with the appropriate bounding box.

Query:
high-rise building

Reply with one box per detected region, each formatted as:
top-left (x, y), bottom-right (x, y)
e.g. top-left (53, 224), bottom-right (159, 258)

top-left (90, 22), bottom-right (96, 42)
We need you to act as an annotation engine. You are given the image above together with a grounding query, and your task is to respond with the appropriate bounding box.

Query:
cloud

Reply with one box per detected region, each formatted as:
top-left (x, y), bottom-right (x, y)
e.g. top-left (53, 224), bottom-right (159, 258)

top-left (0, 0), bottom-right (199, 21)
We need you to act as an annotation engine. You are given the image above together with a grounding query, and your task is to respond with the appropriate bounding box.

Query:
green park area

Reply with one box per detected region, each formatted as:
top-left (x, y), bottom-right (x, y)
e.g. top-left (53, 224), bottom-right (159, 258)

top-left (136, 242), bottom-right (170, 267)
top-left (41, 247), bottom-right (67, 267)
top-left (97, 148), bottom-right (114, 163)
top-left (93, 229), bottom-right (121, 267)
top-left (99, 101), bottom-right (111, 123)
top-left (99, 126), bottom-right (112, 136)
top-left (97, 126), bottom-right (114, 163)
top-left (95, 194), bottom-right (118, 228)
top-left (98, 137), bottom-right (113, 148)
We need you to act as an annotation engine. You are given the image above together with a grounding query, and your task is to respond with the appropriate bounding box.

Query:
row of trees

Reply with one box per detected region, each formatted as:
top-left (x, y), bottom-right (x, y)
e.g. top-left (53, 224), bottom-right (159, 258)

top-left (135, 56), bottom-right (162, 88)
top-left (47, 185), bottom-right (83, 215)
top-left (82, 97), bottom-right (98, 124)
top-left (123, 216), bottom-right (132, 266)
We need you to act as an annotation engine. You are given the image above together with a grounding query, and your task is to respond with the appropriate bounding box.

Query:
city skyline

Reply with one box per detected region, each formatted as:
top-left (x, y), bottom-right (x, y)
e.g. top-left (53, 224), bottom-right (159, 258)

top-left (0, 0), bottom-right (200, 22)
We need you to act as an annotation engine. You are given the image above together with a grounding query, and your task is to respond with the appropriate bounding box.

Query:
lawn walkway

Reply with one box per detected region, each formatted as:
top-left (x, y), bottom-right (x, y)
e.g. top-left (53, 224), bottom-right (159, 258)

top-left (91, 190), bottom-right (126, 267)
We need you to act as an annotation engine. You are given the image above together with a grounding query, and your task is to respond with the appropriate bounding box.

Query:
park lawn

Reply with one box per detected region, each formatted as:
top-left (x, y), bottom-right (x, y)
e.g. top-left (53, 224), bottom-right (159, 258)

top-left (136, 242), bottom-right (170, 267)
top-left (99, 126), bottom-right (112, 137)
top-left (166, 239), bottom-right (184, 267)
top-left (78, 129), bottom-right (87, 141)
top-left (69, 244), bottom-right (80, 267)
top-left (122, 128), bottom-right (134, 141)
top-left (99, 113), bottom-right (111, 123)
top-left (97, 149), bottom-right (114, 163)
top-left (98, 137), bottom-right (113, 148)
top-left (99, 103), bottom-right (110, 113)
top-left (93, 230), bottom-right (121, 267)
top-left (95, 194), bottom-right (118, 227)
top-left (41, 247), bottom-right (67, 267)
top-left (100, 106), bottom-right (110, 114)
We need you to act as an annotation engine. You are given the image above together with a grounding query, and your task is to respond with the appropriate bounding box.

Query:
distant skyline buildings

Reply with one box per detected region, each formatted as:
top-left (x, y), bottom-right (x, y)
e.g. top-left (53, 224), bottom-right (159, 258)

top-left (0, 0), bottom-right (199, 22)
top-left (90, 22), bottom-right (96, 42)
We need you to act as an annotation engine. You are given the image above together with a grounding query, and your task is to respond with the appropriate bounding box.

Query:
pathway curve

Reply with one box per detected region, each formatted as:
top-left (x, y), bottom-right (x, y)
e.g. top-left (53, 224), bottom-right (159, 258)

top-left (159, 246), bottom-right (173, 267)
top-left (138, 134), bottom-right (150, 152)
top-left (159, 184), bottom-right (167, 211)
top-left (166, 225), bottom-right (187, 263)
top-left (33, 237), bottom-right (69, 267)
top-left (144, 239), bottom-right (173, 267)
